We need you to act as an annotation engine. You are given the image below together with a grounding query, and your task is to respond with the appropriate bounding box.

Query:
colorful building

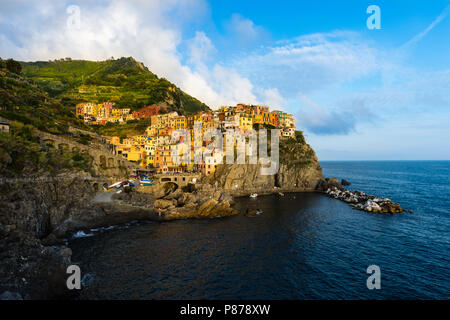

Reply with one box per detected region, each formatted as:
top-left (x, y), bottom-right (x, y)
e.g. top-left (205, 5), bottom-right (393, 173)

top-left (132, 105), bottom-right (167, 119)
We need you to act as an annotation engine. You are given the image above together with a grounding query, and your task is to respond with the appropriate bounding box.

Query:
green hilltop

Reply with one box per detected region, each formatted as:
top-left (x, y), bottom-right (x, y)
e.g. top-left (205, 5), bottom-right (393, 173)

top-left (0, 58), bottom-right (87, 134)
top-left (20, 57), bottom-right (211, 115)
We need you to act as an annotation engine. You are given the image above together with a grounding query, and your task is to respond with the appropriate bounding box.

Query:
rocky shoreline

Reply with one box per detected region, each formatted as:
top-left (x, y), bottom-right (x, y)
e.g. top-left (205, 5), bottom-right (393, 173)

top-left (1, 173), bottom-right (410, 300)
top-left (321, 178), bottom-right (410, 214)
top-left (111, 182), bottom-right (238, 220)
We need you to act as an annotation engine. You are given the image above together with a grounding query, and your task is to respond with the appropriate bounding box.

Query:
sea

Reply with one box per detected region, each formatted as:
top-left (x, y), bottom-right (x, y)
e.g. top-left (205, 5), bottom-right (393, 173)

top-left (70, 161), bottom-right (450, 299)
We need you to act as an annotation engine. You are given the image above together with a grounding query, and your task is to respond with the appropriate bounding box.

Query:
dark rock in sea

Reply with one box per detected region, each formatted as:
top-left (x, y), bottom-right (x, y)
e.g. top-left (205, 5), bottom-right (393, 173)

top-left (325, 186), bottom-right (405, 214)
top-left (245, 208), bottom-right (263, 217)
top-left (41, 233), bottom-right (62, 246)
top-left (316, 177), bottom-right (344, 192)
top-left (0, 291), bottom-right (23, 300)
top-left (341, 179), bottom-right (351, 186)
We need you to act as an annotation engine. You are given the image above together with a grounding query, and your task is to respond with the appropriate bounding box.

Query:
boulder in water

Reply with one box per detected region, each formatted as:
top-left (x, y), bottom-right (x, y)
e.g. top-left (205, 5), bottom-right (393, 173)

top-left (245, 208), bottom-right (263, 217)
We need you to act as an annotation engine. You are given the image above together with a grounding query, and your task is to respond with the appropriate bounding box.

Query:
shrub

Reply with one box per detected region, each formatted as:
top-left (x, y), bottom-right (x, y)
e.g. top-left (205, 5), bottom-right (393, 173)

top-left (6, 59), bottom-right (22, 74)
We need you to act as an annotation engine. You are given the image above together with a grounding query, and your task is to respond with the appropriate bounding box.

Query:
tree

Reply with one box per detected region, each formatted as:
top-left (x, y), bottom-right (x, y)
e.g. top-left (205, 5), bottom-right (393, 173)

top-left (6, 59), bottom-right (22, 74)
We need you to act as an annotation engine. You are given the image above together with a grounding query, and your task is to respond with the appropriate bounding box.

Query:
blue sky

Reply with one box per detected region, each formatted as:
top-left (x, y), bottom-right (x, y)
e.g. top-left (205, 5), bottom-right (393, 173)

top-left (1, 0), bottom-right (449, 160)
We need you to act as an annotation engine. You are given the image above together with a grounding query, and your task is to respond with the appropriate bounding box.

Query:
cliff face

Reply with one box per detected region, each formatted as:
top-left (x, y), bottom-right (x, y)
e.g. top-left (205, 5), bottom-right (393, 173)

top-left (209, 135), bottom-right (324, 195)
top-left (0, 177), bottom-right (95, 299)
top-left (0, 174), bottom-right (159, 299)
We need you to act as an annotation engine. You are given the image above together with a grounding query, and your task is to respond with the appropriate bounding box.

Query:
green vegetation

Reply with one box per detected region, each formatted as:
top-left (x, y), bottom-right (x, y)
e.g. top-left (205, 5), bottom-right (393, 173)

top-left (5, 59), bottom-right (22, 74)
top-left (0, 58), bottom-right (88, 134)
top-left (92, 118), bottom-right (151, 137)
top-left (21, 57), bottom-right (210, 115)
top-left (2, 56), bottom-right (210, 138)
top-left (0, 122), bottom-right (92, 177)
top-left (294, 130), bottom-right (306, 144)
top-left (279, 130), bottom-right (315, 167)
top-left (75, 133), bottom-right (93, 145)
top-left (285, 130), bottom-right (306, 145)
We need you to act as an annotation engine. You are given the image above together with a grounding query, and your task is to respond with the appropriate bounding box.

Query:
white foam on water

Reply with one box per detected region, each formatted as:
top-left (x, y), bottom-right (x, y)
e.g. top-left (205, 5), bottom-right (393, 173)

top-left (72, 230), bottom-right (94, 238)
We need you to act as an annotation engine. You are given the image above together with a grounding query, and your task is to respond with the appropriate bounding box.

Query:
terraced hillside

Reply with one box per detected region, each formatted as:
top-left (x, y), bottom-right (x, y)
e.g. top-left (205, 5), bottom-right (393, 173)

top-left (21, 57), bottom-right (210, 115)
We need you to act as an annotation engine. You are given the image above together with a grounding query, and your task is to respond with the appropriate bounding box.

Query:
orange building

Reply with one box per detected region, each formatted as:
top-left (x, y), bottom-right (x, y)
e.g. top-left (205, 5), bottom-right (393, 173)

top-left (269, 112), bottom-right (280, 127)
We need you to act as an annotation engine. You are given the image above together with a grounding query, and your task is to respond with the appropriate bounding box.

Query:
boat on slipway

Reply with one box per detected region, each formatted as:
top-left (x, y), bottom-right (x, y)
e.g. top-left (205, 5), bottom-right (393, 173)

top-left (140, 176), bottom-right (154, 186)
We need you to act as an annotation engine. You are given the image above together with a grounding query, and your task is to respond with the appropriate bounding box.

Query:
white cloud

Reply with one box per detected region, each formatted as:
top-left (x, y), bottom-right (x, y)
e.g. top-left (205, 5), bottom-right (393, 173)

top-left (224, 13), bottom-right (270, 46)
top-left (261, 88), bottom-right (285, 110)
top-left (187, 31), bottom-right (216, 68)
top-left (0, 0), bottom-right (260, 109)
top-left (233, 31), bottom-right (381, 96)
top-left (1, 0), bottom-right (449, 141)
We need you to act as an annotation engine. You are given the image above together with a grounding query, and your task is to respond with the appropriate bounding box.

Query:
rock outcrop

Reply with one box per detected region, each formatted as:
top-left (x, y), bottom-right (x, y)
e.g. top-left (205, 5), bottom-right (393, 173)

top-left (131, 182), bottom-right (237, 220)
top-left (208, 136), bottom-right (324, 195)
top-left (325, 186), bottom-right (409, 214)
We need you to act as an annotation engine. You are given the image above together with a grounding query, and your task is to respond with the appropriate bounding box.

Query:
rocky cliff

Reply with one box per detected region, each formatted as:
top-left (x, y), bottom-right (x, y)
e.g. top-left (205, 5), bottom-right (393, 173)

top-left (208, 134), bottom-right (324, 195)
top-left (0, 175), bottom-right (156, 299)
top-left (0, 176), bottom-right (92, 298)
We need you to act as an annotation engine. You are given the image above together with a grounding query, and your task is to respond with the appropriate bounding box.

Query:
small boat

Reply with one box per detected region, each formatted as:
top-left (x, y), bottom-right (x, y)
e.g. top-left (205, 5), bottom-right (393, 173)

top-left (278, 192), bottom-right (284, 196)
top-left (108, 181), bottom-right (122, 189)
top-left (141, 178), bottom-right (153, 186)
top-left (249, 193), bottom-right (258, 198)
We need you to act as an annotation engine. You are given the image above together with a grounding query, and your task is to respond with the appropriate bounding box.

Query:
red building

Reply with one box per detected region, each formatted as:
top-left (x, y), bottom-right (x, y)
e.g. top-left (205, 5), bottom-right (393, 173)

top-left (132, 105), bottom-right (167, 119)
top-left (218, 112), bottom-right (226, 122)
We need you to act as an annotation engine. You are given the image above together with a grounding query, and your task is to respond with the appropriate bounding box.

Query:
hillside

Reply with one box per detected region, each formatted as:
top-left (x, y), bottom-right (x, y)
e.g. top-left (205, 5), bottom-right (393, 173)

top-left (21, 57), bottom-right (210, 115)
top-left (0, 58), bottom-right (107, 178)
top-left (0, 58), bottom-right (87, 134)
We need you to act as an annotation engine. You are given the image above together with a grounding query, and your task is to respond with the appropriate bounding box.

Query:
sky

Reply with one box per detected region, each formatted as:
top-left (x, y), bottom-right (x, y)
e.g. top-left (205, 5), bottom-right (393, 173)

top-left (0, 0), bottom-right (449, 160)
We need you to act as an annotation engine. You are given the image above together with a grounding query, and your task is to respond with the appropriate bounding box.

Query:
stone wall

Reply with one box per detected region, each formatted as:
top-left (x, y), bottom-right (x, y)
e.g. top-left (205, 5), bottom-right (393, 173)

top-left (38, 131), bottom-right (140, 178)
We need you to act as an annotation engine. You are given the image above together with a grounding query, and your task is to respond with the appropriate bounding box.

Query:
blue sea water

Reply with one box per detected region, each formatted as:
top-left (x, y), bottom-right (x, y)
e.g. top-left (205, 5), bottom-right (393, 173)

top-left (70, 161), bottom-right (450, 299)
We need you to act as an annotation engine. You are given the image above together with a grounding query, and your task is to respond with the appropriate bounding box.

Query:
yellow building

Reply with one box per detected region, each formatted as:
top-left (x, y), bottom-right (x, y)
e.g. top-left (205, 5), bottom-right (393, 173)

top-left (110, 136), bottom-right (120, 145)
top-left (239, 115), bottom-right (253, 131)
top-left (218, 106), bottom-right (229, 113)
top-left (76, 102), bottom-right (97, 117)
top-left (122, 138), bottom-right (136, 146)
top-left (75, 103), bottom-right (85, 117)
top-left (127, 147), bottom-right (145, 163)
top-left (133, 135), bottom-right (146, 144)
top-left (171, 116), bottom-right (187, 129)
top-left (253, 112), bottom-right (270, 126)
top-left (203, 120), bottom-right (220, 134)
top-left (144, 139), bottom-right (156, 167)
top-left (285, 113), bottom-right (295, 128)
top-left (146, 125), bottom-right (158, 137)
top-left (253, 105), bottom-right (269, 115)
top-left (151, 112), bottom-right (178, 128)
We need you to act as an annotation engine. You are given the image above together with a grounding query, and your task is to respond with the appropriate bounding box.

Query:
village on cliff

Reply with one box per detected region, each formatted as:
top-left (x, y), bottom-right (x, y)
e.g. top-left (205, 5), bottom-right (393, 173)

top-left (75, 102), bottom-right (296, 175)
